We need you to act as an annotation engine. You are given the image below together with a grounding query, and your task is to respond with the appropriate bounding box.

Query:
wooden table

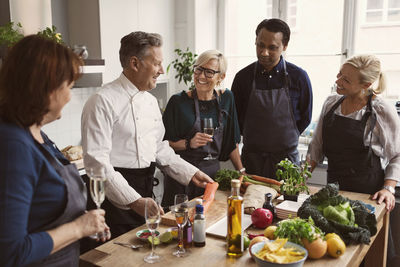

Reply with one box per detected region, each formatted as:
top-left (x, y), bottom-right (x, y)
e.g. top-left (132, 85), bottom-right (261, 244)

top-left (80, 188), bottom-right (389, 267)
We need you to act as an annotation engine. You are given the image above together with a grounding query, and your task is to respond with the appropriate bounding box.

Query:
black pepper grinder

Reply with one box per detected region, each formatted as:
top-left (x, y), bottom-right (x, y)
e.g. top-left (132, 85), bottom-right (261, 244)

top-left (262, 193), bottom-right (276, 221)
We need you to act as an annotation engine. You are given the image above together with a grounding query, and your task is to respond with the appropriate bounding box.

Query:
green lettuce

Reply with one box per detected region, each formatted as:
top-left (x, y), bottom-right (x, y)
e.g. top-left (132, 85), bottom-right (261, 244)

top-left (297, 183), bottom-right (377, 245)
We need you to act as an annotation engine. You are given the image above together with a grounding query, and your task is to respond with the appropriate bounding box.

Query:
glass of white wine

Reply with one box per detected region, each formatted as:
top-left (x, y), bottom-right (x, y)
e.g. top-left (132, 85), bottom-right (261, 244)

top-left (173, 194), bottom-right (188, 257)
top-left (144, 199), bottom-right (161, 263)
top-left (88, 167), bottom-right (107, 239)
top-left (203, 118), bottom-right (215, 160)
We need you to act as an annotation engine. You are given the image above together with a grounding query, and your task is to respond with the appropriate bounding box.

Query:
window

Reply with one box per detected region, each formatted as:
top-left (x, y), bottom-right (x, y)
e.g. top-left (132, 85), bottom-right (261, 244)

top-left (287, 0), bottom-right (298, 28)
top-left (222, 0), bottom-right (273, 88)
top-left (222, 0), bottom-right (400, 122)
top-left (362, 0), bottom-right (400, 25)
top-left (355, 0), bottom-right (400, 99)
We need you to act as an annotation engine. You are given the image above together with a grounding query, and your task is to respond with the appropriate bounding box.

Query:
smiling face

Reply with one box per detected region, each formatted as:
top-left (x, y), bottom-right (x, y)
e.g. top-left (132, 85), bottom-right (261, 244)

top-left (335, 63), bottom-right (369, 97)
top-left (134, 46), bottom-right (164, 91)
top-left (256, 28), bottom-right (287, 72)
top-left (193, 59), bottom-right (225, 95)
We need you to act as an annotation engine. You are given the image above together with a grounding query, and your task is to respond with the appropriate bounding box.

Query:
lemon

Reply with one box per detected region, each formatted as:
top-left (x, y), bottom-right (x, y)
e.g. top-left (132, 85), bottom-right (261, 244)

top-left (326, 236), bottom-right (346, 258)
top-left (325, 233), bottom-right (341, 240)
top-left (170, 229), bottom-right (178, 239)
top-left (264, 225), bottom-right (277, 239)
top-left (148, 236), bottom-right (160, 246)
top-left (160, 231), bottom-right (173, 244)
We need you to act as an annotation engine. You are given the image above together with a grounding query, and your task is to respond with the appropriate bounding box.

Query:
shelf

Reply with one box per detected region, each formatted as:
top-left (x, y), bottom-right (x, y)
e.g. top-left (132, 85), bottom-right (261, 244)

top-left (80, 59), bottom-right (105, 74)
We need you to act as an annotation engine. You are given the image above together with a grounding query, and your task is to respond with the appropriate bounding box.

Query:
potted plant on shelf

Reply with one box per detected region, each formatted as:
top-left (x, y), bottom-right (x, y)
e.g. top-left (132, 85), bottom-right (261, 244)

top-left (276, 158), bottom-right (311, 201)
top-left (167, 47), bottom-right (197, 90)
top-left (0, 22), bottom-right (24, 62)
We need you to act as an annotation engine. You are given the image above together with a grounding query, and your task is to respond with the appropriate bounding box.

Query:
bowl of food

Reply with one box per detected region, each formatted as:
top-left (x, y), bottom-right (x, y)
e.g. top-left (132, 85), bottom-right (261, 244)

top-left (251, 239), bottom-right (308, 267)
top-left (136, 229), bottom-right (160, 242)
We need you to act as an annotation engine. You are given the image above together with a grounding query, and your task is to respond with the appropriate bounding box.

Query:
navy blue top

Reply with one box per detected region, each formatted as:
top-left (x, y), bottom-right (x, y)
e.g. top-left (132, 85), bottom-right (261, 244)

top-left (0, 122), bottom-right (68, 266)
top-left (231, 57), bottom-right (313, 134)
top-left (163, 89), bottom-right (241, 161)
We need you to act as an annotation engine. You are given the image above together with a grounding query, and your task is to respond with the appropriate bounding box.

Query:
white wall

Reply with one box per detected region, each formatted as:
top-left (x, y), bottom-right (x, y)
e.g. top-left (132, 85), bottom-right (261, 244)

top-left (9, 0), bottom-right (52, 34)
top-left (99, 0), bottom-right (175, 86)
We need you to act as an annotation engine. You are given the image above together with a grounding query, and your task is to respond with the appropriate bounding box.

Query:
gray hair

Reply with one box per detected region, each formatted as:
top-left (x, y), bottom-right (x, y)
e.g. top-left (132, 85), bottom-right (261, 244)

top-left (195, 49), bottom-right (227, 75)
top-left (345, 54), bottom-right (386, 95)
top-left (119, 31), bottom-right (162, 68)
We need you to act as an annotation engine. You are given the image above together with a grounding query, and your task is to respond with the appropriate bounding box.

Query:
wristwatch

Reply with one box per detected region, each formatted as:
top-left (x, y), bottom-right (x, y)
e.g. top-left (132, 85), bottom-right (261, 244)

top-left (383, 185), bottom-right (395, 195)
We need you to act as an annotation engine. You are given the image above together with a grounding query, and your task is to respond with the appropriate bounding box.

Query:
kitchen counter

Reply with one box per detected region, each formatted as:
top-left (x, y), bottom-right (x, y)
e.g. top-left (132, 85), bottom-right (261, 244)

top-left (80, 187), bottom-right (389, 267)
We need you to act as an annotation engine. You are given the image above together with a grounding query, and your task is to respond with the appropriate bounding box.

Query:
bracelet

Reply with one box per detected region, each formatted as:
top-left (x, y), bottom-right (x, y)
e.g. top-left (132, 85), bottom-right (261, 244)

top-left (239, 168), bottom-right (246, 174)
top-left (185, 138), bottom-right (191, 150)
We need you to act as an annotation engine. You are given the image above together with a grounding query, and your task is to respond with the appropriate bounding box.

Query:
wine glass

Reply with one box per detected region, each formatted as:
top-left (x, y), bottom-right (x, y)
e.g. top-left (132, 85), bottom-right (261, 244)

top-left (203, 118), bottom-right (215, 160)
top-left (144, 199), bottom-right (161, 263)
top-left (173, 194), bottom-right (189, 257)
top-left (88, 167), bottom-right (107, 239)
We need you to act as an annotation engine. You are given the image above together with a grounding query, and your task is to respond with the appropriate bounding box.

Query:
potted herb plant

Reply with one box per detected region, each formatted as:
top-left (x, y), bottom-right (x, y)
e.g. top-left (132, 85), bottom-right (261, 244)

top-left (37, 25), bottom-right (63, 44)
top-left (167, 47), bottom-right (197, 90)
top-left (0, 22), bottom-right (23, 61)
top-left (276, 158), bottom-right (310, 201)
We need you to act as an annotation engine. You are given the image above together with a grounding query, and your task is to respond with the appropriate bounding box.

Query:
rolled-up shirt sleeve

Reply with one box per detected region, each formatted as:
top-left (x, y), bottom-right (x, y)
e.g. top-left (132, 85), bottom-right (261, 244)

top-left (372, 100), bottom-right (400, 183)
top-left (81, 93), bottom-right (141, 209)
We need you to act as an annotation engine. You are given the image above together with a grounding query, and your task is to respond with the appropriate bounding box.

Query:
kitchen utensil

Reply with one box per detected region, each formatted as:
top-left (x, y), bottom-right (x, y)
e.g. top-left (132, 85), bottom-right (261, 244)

top-left (113, 242), bottom-right (143, 249)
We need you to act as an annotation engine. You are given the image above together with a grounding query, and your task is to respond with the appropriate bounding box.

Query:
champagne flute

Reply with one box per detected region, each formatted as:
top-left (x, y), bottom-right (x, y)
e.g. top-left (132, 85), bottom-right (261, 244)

top-left (173, 194), bottom-right (189, 257)
top-left (144, 199), bottom-right (161, 263)
top-left (203, 118), bottom-right (215, 160)
top-left (88, 167), bottom-right (107, 239)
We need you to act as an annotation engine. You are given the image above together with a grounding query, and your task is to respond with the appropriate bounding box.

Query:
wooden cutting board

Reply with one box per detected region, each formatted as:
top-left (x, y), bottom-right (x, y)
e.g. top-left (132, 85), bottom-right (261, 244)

top-left (161, 192), bottom-right (228, 228)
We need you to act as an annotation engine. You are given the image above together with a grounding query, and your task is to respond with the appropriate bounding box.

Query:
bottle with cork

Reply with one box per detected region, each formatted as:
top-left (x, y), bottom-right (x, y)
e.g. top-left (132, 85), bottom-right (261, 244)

top-left (227, 179), bottom-right (243, 256)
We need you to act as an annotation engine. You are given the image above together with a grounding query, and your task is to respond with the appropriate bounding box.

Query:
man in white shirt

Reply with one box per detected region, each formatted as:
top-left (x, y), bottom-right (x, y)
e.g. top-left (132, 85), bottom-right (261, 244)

top-left (81, 31), bottom-right (213, 237)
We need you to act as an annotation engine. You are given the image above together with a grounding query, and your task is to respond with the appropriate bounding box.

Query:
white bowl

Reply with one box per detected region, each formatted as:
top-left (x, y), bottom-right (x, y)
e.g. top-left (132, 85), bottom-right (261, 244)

top-left (251, 240), bottom-right (308, 267)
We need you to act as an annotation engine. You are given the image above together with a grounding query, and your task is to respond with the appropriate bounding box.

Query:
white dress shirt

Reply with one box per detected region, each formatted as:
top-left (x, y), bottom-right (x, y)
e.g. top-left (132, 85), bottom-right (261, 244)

top-left (81, 73), bottom-right (199, 209)
top-left (308, 94), bottom-right (400, 183)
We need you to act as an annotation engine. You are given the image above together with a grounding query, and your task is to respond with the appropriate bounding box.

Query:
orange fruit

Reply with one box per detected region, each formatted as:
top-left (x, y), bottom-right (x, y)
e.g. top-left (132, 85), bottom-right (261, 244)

top-left (302, 237), bottom-right (327, 259)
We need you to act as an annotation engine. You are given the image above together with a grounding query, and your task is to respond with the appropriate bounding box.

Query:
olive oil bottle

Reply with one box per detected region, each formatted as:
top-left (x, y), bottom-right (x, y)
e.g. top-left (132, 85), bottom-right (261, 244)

top-left (227, 179), bottom-right (243, 256)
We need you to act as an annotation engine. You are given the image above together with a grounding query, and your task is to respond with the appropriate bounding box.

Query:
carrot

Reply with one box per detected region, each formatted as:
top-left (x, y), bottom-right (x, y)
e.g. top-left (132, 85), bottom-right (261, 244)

top-left (202, 182), bottom-right (219, 214)
top-left (249, 174), bottom-right (282, 186)
top-left (239, 175), bottom-right (244, 187)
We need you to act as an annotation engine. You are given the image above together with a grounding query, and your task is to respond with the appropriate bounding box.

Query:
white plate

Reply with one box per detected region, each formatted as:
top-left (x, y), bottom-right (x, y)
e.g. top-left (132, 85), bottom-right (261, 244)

top-left (276, 200), bottom-right (303, 213)
top-left (277, 193), bottom-right (310, 203)
top-left (205, 214), bottom-right (252, 238)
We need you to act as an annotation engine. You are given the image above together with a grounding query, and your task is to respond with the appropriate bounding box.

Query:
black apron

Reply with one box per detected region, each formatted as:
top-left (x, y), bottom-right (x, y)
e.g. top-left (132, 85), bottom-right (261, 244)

top-left (322, 95), bottom-right (384, 194)
top-left (161, 90), bottom-right (224, 207)
top-left (27, 135), bottom-right (87, 267)
top-left (96, 163), bottom-right (157, 238)
top-left (242, 60), bottom-right (300, 179)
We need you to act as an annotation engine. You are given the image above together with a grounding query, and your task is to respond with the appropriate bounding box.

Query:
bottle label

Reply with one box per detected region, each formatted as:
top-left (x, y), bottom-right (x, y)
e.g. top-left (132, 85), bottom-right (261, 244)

top-left (193, 220), bottom-right (205, 242)
top-left (187, 226), bottom-right (192, 243)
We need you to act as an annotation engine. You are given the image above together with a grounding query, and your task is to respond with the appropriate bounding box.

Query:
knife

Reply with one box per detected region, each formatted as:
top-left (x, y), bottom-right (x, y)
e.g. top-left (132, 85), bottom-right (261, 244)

top-left (168, 199), bottom-right (203, 212)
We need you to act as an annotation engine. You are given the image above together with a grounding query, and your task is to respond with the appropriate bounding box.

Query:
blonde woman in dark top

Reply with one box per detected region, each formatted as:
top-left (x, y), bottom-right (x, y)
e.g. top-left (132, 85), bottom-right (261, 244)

top-left (162, 50), bottom-right (244, 207)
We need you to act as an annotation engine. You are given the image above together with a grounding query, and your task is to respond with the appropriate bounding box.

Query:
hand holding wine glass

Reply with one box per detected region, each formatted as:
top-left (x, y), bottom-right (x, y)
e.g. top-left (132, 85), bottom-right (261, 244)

top-left (88, 167), bottom-right (107, 239)
top-left (144, 199), bottom-right (162, 263)
top-left (203, 118), bottom-right (215, 160)
top-left (173, 194), bottom-right (189, 257)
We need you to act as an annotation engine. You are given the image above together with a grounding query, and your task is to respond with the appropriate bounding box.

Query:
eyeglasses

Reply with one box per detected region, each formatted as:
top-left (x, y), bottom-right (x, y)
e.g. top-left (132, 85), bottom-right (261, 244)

top-left (193, 66), bottom-right (220, 78)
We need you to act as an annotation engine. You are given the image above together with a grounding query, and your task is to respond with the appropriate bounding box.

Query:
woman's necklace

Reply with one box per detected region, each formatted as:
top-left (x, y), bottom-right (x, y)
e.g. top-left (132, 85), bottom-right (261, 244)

top-left (341, 96), bottom-right (367, 115)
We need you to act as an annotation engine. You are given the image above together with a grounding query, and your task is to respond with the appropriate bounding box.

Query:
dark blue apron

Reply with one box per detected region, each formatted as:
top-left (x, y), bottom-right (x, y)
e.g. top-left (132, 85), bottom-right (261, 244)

top-left (162, 89), bottom-right (224, 207)
top-left (98, 164), bottom-right (156, 238)
top-left (242, 60), bottom-right (299, 179)
top-left (322, 94), bottom-right (384, 194)
top-left (27, 134), bottom-right (87, 267)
